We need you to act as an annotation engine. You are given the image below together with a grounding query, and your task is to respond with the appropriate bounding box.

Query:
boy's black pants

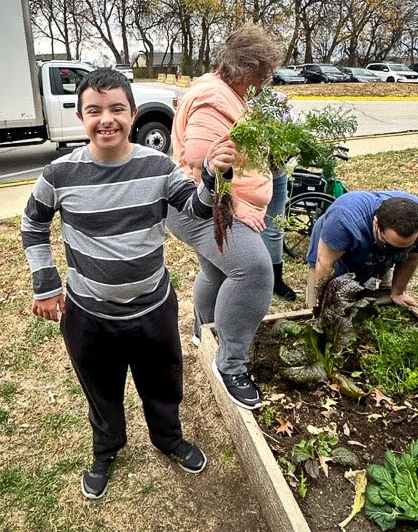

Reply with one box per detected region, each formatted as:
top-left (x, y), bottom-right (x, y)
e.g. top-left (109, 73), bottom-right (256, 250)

top-left (60, 288), bottom-right (183, 461)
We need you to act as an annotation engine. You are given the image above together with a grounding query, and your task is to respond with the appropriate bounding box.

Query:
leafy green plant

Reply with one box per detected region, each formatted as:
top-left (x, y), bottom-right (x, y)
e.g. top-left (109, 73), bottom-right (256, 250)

top-left (365, 440), bottom-right (418, 530)
top-left (360, 306), bottom-right (418, 396)
top-left (280, 428), bottom-right (358, 496)
top-left (275, 274), bottom-right (371, 397)
top-left (261, 405), bottom-right (277, 429)
top-left (230, 85), bottom-right (357, 178)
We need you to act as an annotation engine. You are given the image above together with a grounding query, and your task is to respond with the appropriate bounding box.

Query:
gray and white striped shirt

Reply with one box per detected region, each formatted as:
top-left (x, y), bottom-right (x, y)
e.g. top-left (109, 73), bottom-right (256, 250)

top-left (22, 144), bottom-right (219, 320)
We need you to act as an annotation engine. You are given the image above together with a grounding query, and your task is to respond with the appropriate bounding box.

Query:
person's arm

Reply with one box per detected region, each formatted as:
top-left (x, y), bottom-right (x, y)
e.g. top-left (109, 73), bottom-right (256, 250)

top-left (391, 253), bottom-right (418, 307)
top-left (21, 166), bottom-right (64, 322)
top-left (168, 133), bottom-right (235, 220)
top-left (314, 238), bottom-right (345, 286)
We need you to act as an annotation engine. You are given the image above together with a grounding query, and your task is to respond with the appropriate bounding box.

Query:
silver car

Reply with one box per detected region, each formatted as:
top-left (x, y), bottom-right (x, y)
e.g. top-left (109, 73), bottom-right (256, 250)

top-left (115, 63), bottom-right (134, 83)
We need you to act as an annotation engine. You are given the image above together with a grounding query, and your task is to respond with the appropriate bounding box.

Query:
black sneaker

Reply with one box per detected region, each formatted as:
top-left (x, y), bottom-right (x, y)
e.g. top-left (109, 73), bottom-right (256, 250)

top-left (168, 440), bottom-right (207, 474)
top-left (212, 358), bottom-right (262, 410)
top-left (81, 456), bottom-right (114, 499)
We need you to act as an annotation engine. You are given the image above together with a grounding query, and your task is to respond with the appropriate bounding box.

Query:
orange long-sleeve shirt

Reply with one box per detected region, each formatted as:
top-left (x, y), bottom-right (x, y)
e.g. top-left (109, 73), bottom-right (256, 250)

top-left (172, 73), bottom-right (272, 220)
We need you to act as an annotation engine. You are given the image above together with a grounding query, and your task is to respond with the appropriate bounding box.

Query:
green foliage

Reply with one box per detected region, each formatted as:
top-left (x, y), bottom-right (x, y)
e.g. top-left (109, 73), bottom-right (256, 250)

top-left (220, 448), bottom-right (235, 466)
top-left (0, 380), bottom-right (18, 402)
top-left (27, 316), bottom-right (61, 343)
top-left (360, 306), bottom-right (418, 396)
top-left (42, 412), bottom-right (82, 432)
top-left (272, 320), bottom-right (303, 338)
top-left (261, 405), bottom-right (277, 429)
top-left (170, 268), bottom-right (182, 290)
top-left (275, 274), bottom-right (369, 397)
top-left (365, 440), bottom-right (418, 530)
top-left (280, 429), bottom-right (357, 497)
top-left (229, 85), bottom-right (357, 178)
top-left (0, 407), bottom-right (14, 435)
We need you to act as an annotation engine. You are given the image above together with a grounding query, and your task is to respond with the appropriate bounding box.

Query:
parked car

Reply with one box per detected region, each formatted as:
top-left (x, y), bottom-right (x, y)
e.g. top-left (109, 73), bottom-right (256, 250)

top-left (366, 62), bottom-right (418, 82)
top-left (284, 64), bottom-right (304, 74)
top-left (410, 63), bottom-right (418, 72)
top-left (273, 67), bottom-right (306, 85)
top-left (115, 63), bottom-right (134, 83)
top-left (300, 64), bottom-right (350, 83)
top-left (338, 67), bottom-right (380, 82)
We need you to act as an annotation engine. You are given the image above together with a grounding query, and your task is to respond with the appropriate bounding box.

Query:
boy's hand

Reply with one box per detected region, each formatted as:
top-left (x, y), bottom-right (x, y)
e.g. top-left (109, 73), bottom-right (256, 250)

top-left (207, 133), bottom-right (236, 175)
top-left (32, 294), bottom-right (66, 322)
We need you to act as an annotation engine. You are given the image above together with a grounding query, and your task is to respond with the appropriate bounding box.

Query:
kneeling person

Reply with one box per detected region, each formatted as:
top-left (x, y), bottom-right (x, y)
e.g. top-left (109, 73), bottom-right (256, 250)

top-left (306, 191), bottom-right (418, 307)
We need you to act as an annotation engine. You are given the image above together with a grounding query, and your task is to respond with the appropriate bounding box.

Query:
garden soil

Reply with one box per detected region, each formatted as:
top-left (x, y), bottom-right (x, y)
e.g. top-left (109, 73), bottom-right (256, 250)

top-left (250, 322), bottom-right (418, 532)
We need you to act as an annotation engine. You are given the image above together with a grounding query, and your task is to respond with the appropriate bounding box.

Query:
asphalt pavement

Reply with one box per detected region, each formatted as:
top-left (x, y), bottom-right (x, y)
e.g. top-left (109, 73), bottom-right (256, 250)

top-left (1, 85), bottom-right (418, 221)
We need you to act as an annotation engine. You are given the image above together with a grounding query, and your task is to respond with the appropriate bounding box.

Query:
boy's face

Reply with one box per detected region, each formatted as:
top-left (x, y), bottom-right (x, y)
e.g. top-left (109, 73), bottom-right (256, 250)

top-left (77, 87), bottom-right (137, 158)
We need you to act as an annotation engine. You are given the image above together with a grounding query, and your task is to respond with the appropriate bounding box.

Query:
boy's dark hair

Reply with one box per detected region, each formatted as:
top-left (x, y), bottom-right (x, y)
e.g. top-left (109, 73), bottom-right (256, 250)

top-left (77, 67), bottom-right (136, 114)
top-left (376, 197), bottom-right (418, 237)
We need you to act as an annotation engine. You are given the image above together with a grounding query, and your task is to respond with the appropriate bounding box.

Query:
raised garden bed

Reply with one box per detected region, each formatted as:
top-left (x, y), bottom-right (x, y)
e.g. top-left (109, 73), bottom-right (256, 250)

top-left (199, 305), bottom-right (418, 532)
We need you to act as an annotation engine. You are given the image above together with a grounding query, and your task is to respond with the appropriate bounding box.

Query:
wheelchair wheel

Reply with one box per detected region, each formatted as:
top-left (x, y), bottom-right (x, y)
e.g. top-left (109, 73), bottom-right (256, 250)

top-left (283, 192), bottom-right (335, 262)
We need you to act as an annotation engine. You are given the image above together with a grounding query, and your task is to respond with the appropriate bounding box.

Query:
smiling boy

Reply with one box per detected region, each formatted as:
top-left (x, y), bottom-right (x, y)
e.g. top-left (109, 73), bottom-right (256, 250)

top-left (21, 68), bottom-right (236, 499)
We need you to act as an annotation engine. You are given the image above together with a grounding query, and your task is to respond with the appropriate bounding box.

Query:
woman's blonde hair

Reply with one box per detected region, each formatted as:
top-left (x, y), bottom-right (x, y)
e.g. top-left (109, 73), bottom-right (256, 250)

top-left (213, 24), bottom-right (281, 87)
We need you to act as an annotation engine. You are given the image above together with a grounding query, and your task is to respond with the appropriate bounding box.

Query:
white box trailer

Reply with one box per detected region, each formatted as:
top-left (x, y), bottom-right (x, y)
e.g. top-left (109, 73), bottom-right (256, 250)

top-left (0, 0), bottom-right (177, 152)
top-left (0, 0), bottom-right (43, 129)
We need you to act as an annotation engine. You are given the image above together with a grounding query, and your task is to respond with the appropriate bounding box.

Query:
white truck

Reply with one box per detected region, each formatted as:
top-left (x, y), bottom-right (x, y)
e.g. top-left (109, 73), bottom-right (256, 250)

top-left (0, 0), bottom-right (177, 153)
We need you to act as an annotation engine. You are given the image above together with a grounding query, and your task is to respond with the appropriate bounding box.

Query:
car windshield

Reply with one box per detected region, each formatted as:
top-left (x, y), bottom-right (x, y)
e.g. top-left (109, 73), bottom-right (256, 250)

top-left (279, 68), bottom-right (298, 75)
top-left (321, 66), bottom-right (341, 73)
top-left (389, 64), bottom-right (411, 71)
top-left (351, 68), bottom-right (375, 75)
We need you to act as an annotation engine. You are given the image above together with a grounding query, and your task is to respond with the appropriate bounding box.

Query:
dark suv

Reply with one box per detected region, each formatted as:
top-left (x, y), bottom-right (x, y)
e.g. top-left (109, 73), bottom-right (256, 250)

top-left (301, 64), bottom-right (350, 83)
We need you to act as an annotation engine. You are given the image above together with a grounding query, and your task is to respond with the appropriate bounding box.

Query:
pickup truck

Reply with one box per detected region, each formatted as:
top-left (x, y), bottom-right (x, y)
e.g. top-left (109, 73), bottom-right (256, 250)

top-left (0, 0), bottom-right (177, 153)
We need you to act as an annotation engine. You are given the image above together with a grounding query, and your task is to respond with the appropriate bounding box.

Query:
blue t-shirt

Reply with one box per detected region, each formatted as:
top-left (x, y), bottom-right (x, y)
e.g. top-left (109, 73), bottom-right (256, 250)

top-left (307, 191), bottom-right (418, 283)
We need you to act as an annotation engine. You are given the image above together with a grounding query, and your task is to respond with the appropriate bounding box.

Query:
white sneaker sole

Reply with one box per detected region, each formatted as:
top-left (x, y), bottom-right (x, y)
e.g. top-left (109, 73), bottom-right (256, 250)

top-left (81, 475), bottom-right (108, 499)
top-left (211, 358), bottom-right (262, 410)
top-left (191, 335), bottom-right (201, 347)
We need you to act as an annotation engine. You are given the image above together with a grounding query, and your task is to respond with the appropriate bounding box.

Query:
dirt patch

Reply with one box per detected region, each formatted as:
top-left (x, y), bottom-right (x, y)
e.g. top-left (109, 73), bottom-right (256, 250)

top-left (0, 223), bottom-right (270, 532)
top-left (249, 321), bottom-right (418, 532)
top-left (276, 82), bottom-right (418, 99)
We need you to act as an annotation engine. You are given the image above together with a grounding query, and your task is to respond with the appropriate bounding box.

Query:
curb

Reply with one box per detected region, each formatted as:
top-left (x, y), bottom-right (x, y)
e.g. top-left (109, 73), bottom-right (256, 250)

top-left (288, 95), bottom-right (418, 101)
top-left (0, 179), bottom-right (35, 188)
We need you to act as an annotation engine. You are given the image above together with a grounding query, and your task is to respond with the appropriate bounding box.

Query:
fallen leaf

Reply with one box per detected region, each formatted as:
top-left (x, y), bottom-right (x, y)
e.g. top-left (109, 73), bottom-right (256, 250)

top-left (328, 383), bottom-right (341, 393)
top-left (321, 397), bottom-right (338, 411)
top-left (318, 455), bottom-right (331, 477)
top-left (348, 440), bottom-right (367, 448)
top-left (269, 393), bottom-right (285, 402)
top-left (367, 413), bottom-right (382, 421)
top-left (339, 469), bottom-right (367, 531)
top-left (276, 418), bottom-right (294, 437)
top-left (371, 389), bottom-right (393, 407)
top-left (307, 424), bottom-right (323, 435)
top-left (343, 422), bottom-right (350, 437)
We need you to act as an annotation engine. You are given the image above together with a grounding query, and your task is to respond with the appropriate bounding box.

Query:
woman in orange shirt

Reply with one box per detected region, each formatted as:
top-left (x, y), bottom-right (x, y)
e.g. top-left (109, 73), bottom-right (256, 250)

top-left (167, 24), bottom-right (290, 409)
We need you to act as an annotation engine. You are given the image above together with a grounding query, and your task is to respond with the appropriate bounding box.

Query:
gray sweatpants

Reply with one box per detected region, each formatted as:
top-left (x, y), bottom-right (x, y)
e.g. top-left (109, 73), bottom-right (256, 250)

top-left (167, 206), bottom-right (274, 374)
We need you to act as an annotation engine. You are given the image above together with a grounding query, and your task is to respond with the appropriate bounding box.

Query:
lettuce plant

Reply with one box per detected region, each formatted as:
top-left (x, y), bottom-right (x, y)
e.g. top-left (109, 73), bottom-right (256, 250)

top-left (365, 440), bottom-right (418, 530)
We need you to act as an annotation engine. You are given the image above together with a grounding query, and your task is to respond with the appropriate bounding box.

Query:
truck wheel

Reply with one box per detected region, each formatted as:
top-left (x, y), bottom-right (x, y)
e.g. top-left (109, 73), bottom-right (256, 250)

top-left (133, 122), bottom-right (171, 153)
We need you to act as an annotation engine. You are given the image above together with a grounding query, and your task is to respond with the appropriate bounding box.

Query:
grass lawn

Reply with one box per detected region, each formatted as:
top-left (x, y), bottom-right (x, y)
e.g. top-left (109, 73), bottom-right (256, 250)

top-left (0, 149), bottom-right (417, 532)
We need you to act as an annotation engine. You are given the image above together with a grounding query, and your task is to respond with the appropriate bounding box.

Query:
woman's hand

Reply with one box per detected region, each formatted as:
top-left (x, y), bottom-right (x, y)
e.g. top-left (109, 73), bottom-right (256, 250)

top-left (207, 133), bottom-right (236, 174)
top-left (232, 198), bottom-right (266, 232)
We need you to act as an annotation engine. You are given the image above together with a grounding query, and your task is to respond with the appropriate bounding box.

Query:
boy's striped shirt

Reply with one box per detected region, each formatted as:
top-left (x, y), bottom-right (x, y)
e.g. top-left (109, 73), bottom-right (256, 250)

top-left (22, 144), bottom-right (217, 320)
